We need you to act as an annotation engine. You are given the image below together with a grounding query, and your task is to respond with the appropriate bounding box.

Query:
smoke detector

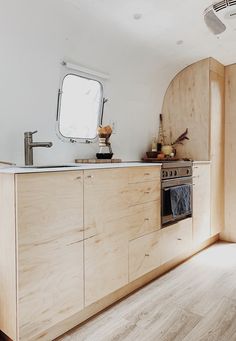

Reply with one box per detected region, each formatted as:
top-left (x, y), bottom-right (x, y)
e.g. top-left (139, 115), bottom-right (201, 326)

top-left (204, 0), bottom-right (236, 35)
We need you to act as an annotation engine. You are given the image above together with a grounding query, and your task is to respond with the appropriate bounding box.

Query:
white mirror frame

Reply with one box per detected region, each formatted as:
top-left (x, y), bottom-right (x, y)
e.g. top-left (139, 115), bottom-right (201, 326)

top-left (56, 67), bottom-right (105, 144)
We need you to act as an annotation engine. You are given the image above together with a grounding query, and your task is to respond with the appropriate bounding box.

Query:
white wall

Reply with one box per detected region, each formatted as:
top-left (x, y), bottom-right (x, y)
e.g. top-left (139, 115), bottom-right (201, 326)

top-left (0, 0), bottom-right (191, 165)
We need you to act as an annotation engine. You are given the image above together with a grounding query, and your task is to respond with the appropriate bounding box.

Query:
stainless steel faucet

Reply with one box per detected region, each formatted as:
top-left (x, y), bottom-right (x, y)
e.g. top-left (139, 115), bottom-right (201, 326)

top-left (24, 131), bottom-right (53, 166)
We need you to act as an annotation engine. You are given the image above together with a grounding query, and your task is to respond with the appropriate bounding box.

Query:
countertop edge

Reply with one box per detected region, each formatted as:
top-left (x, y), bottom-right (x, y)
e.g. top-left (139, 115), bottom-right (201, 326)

top-left (0, 162), bottom-right (162, 174)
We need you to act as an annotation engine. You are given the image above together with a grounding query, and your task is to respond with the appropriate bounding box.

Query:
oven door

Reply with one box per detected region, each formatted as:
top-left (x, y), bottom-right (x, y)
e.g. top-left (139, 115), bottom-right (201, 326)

top-left (161, 177), bottom-right (192, 227)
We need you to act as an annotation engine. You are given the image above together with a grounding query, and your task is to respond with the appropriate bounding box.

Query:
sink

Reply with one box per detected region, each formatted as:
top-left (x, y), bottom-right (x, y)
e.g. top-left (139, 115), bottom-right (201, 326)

top-left (19, 165), bottom-right (81, 169)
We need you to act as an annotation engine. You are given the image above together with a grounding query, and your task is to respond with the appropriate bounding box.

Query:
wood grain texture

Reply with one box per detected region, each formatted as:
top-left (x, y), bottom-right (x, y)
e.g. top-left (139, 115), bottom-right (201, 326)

top-left (127, 167), bottom-right (160, 184)
top-left (127, 201), bottom-right (161, 241)
top-left (42, 236), bottom-right (218, 341)
top-left (193, 164), bottom-right (211, 245)
top-left (222, 64), bottom-right (236, 242)
top-left (84, 167), bottom-right (161, 306)
top-left (0, 174), bottom-right (17, 340)
top-left (56, 240), bottom-right (235, 341)
top-left (129, 230), bottom-right (161, 281)
top-left (162, 57), bottom-right (225, 238)
top-left (84, 168), bottom-right (130, 307)
top-left (16, 172), bottom-right (84, 340)
top-left (210, 57), bottom-right (225, 77)
top-left (210, 66), bottom-right (225, 236)
top-left (160, 218), bottom-right (192, 264)
top-left (162, 58), bottom-right (210, 160)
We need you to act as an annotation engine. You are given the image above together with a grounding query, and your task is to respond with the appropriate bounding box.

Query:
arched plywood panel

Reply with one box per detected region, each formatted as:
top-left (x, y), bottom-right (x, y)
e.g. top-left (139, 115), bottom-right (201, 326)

top-left (162, 58), bottom-right (211, 160)
top-left (162, 57), bottom-right (225, 237)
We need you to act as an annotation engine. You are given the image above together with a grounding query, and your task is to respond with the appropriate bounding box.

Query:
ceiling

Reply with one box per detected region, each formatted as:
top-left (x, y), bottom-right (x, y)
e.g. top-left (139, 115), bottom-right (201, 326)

top-left (64, 0), bottom-right (236, 68)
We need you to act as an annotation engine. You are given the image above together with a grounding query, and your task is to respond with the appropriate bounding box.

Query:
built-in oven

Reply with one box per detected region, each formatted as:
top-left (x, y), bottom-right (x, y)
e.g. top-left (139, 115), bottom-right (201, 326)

top-left (161, 161), bottom-right (193, 228)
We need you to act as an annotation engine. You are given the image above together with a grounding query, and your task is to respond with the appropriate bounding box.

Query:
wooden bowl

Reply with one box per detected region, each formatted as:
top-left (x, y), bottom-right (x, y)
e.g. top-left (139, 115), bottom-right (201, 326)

top-left (146, 152), bottom-right (158, 158)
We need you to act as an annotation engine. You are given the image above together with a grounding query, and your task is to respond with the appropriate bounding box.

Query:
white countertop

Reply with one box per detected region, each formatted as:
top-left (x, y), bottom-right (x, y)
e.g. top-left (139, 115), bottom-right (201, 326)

top-left (193, 161), bottom-right (211, 164)
top-left (0, 162), bottom-right (162, 174)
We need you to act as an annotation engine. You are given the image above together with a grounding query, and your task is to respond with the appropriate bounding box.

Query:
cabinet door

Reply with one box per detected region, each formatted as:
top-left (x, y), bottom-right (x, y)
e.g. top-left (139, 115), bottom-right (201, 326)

top-left (84, 169), bottom-right (129, 306)
top-left (16, 172), bottom-right (84, 340)
top-left (161, 218), bottom-right (192, 264)
top-left (193, 164), bottom-right (211, 245)
top-left (129, 230), bottom-right (161, 282)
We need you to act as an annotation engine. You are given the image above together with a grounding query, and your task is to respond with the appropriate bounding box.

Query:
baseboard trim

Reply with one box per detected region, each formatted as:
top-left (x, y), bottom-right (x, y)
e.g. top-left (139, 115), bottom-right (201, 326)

top-left (28, 234), bottom-right (219, 341)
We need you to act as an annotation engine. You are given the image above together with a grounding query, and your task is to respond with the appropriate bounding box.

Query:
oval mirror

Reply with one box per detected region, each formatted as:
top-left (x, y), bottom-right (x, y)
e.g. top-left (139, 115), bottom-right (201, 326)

top-left (57, 73), bottom-right (104, 142)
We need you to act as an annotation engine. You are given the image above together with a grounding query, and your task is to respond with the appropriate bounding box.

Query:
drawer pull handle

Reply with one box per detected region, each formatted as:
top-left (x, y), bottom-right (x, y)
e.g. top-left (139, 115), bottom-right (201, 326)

top-left (144, 191), bottom-right (150, 194)
top-left (144, 173), bottom-right (150, 176)
top-left (75, 176), bottom-right (81, 180)
top-left (177, 238), bottom-right (182, 241)
top-left (87, 175), bottom-right (93, 179)
top-left (144, 218), bottom-right (150, 221)
top-left (145, 253), bottom-right (150, 257)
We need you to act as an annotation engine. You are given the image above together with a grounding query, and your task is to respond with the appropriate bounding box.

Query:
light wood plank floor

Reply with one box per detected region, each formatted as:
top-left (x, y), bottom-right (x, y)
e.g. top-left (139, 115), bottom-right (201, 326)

top-left (57, 242), bottom-right (236, 341)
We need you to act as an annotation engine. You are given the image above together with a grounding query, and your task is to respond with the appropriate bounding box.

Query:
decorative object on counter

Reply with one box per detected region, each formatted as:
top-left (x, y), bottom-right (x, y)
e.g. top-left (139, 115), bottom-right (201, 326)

top-left (145, 113), bottom-right (182, 161)
top-left (142, 157), bottom-right (191, 163)
top-left (161, 144), bottom-right (174, 156)
top-left (151, 136), bottom-right (158, 152)
top-left (142, 157), bottom-right (179, 163)
top-left (96, 125), bottom-right (113, 159)
top-left (159, 129), bottom-right (189, 158)
top-left (157, 114), bottom-right (165, 151)
top-left (75, 158), bottom-right (121, 164)
top-left (171, 128), bottom-right (189, 148)
top-left (146, 151), bottom-right (158, 158)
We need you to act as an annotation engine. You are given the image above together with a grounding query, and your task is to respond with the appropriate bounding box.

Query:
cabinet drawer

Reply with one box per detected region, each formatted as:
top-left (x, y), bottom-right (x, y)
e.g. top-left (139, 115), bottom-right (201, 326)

top-left (128, 167), bottom-right (161, 184)
top-left (128, 201), bottom-right (161, 240)
top-left (161, 218), bottom-right (193, 264)
top-left (129, 230), bottom-right (161, 282)
top-left (128, 181), bottom-right (160, 206)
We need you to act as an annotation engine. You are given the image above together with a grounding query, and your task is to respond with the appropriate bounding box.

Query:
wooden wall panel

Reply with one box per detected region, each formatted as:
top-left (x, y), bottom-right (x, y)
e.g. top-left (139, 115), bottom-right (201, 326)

top-left (210, 67), bottom-right (225, 236)
top-left (162, 58), bottom-right (210, 161)
top-left (222, 65), bottom-right (236, 241)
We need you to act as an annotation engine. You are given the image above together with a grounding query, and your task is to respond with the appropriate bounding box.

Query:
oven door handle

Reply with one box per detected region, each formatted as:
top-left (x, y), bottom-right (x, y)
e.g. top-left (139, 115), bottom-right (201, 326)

top-left (163, 184), bottom-right (193, 191)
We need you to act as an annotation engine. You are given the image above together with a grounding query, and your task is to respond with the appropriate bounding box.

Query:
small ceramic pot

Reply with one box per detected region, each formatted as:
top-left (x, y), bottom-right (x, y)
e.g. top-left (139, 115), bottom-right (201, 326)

top-left (161, 145), bottom-right (173, 156)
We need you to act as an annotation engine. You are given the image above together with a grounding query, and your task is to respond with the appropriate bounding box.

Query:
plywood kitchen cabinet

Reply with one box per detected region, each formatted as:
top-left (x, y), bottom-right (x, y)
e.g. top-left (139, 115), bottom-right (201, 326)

top-left (162, 57), bottom-right (225, 236)
top-left (0, 171), bottom-right (84, 341)
top-left (0, 165), bottom-right (219, 341)
top-left (83, 167), bottom-right (161, 306)
top-left (192, 163), bottom-right (211, 245)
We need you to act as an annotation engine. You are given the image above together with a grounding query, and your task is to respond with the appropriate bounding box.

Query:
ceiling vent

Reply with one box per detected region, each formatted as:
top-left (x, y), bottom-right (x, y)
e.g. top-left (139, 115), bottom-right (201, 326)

top-left (204, 0), bottom-right (236, 34)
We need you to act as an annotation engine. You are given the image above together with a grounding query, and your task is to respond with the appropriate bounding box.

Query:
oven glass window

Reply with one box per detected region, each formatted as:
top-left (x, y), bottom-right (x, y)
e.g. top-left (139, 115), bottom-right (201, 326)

top-left (163, 189), bottom-right (172, 216)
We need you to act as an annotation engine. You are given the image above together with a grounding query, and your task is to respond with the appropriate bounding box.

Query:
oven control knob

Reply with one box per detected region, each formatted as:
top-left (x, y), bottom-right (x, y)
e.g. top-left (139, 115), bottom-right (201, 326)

top-left (169, 171), bottom-right (173, 177)
top-left (186, 169), bottom-right (190, 175)
top-left (174, 170), bottom-right (178, 176)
